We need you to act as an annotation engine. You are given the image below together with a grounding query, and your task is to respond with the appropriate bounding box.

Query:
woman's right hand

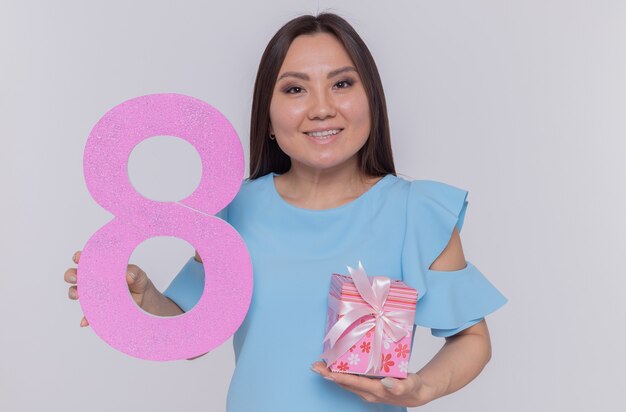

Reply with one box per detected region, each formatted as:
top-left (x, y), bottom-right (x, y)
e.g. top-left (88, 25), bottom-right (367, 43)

top-left (64, 250), bottom-right (152, 327)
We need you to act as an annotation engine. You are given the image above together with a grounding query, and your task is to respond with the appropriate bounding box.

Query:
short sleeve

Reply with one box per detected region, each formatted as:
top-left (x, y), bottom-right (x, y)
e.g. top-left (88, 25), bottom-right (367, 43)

top-left (162, 207), bottom-right (228, 312)
top-left (401, 180), bottom-right (508, 338)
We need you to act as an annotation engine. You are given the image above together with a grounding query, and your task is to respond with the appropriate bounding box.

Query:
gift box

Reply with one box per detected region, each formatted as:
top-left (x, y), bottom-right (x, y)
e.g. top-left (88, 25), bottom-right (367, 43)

top-left (321, 262), bottom-right (418, 378)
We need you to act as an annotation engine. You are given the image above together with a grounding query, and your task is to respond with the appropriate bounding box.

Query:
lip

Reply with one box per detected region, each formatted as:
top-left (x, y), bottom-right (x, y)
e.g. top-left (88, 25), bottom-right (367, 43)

top-left (304, 128), bottom-right (342, 145)
top-left (303, 127), bottom-right (344, 133)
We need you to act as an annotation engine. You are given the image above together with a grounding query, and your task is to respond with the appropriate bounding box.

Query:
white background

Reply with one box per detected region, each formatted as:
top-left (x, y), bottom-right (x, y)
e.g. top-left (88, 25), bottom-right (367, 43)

top-left (1, 1), bottom-right (625, 411)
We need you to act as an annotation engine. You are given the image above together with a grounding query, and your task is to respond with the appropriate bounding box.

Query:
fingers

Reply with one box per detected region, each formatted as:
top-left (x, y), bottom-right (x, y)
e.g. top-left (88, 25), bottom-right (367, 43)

top-left (66, 250), bottom-right (80, 284)
top-left (311, 361), bottom-right (414, 404)
top-left (312, 364), bottom-right (384, 402)
top-left (68, 285), bottom-right (78, 300)
top-left (64, 268), bottom-right (77, 284)
top-left (69, 251), bottom-right (89, 328)
top-left (313, 361), bottom-right (380, 391)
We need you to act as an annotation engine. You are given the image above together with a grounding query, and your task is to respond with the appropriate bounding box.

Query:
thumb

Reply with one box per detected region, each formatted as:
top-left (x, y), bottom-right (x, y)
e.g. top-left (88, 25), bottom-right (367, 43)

top-left (126, 266), bottom-right (149, 295)
top-left (126, 270), bottom-right (138, 284)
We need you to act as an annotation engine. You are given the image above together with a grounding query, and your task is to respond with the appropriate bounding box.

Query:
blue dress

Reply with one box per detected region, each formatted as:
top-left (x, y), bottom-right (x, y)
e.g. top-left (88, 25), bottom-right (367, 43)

top-left (163, 172), bottom-right (508, 411)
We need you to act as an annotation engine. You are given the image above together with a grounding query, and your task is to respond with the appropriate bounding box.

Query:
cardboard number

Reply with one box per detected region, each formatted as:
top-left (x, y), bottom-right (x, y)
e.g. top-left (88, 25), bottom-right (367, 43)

top-left (78, 93), bottom-right (252, 361)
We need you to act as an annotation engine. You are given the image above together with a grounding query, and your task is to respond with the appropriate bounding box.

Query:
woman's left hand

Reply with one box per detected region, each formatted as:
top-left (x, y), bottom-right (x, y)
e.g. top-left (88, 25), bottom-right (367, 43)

top-left (311, 361), bottom-right (433, 407)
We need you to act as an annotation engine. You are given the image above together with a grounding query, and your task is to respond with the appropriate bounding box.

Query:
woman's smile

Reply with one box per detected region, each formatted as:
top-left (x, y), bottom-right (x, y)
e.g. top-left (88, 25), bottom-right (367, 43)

top-left (304, 128), bottom-right (344, 144)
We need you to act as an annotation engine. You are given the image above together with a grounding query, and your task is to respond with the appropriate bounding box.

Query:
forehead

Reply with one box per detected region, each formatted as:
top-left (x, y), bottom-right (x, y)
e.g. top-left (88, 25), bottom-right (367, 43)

top-left (279, 32), bottom-right (355, 73)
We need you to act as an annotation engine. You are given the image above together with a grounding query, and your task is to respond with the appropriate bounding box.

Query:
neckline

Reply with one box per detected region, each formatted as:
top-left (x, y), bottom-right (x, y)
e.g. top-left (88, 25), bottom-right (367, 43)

top-left (268, 172), bottom-right (393, 213)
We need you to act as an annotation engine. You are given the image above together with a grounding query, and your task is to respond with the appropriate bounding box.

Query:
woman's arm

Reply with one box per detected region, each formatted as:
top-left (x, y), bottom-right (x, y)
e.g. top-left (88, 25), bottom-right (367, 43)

top-left (415, 226), bottom-right (492, 404)
top-left (414, 319), bottom-right (492, 405)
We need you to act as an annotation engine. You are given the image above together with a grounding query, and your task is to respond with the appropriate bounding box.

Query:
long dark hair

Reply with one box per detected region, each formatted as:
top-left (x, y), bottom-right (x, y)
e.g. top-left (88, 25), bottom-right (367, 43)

top-left (248, 12), bottom-right (396, 179)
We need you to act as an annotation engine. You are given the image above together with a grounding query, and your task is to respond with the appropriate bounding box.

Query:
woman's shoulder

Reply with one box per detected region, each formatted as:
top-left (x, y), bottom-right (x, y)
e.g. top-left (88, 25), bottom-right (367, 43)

top-left (379, 174), bottom-right (465, 200)
top-left (389, 174), bottom-right (466, 192)
top-left (384, 175), bottom-right (468, 212)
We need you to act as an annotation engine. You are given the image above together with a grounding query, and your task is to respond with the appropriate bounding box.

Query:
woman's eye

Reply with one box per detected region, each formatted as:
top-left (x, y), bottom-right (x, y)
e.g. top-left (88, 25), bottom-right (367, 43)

top-left (335, 79), bottom-right (354, 89)
top-left (285, 86), bottom-right (303, 94)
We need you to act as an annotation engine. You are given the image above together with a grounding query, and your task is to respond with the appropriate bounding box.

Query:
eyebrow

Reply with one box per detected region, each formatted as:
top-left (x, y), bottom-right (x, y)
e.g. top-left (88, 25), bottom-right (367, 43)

top-left (277, 66), bottom-right (357, 81)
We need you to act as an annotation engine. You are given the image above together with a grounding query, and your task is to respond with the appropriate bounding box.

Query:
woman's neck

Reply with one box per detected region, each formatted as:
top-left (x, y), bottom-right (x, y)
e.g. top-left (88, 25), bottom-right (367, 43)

top-left (273, 162), bottom-right (382, 210)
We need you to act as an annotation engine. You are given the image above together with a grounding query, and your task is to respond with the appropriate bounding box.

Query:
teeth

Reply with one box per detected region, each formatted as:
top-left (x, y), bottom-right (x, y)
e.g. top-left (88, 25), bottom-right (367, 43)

top-left (306, 129), bottom-right (341, 138)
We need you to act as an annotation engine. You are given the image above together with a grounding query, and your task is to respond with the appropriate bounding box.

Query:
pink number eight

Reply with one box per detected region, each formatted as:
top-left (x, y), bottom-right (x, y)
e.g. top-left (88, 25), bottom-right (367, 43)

top-left (79, 93), bottom-right (252, 361)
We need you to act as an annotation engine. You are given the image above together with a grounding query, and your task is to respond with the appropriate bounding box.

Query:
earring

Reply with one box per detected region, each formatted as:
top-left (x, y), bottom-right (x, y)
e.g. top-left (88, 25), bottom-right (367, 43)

top-left (269, 133), bottom-right (276, 140)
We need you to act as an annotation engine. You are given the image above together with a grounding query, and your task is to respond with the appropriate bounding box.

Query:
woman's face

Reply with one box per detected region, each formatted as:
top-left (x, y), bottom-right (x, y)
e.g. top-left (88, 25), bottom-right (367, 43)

top-left (269, 32), bottom-right (371, 174)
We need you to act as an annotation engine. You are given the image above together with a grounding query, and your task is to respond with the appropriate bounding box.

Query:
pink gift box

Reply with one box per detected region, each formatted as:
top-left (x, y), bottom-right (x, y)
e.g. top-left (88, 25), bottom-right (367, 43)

top-left (321, 263), bottom-right (418, 378)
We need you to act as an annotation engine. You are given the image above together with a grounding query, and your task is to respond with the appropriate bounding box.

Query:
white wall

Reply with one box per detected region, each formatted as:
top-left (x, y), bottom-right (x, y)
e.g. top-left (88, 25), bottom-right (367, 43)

top-left (1, 0), bottom-right (624, 411)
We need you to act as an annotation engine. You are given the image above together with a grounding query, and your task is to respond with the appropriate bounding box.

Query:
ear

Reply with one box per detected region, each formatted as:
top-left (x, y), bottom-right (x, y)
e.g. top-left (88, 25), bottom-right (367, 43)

top-left (268, 123), bottom-right (274, 135)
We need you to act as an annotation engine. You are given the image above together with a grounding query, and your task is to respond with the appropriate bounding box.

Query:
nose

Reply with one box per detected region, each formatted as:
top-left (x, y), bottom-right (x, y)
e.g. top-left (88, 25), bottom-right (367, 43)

top-left (307, 89), bottom-right (336, 120)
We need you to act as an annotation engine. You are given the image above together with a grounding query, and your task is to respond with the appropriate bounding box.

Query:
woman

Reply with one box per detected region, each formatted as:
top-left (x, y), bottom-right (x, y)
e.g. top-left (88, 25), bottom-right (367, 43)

top-left (65, 12), bottom-right (507, 411)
